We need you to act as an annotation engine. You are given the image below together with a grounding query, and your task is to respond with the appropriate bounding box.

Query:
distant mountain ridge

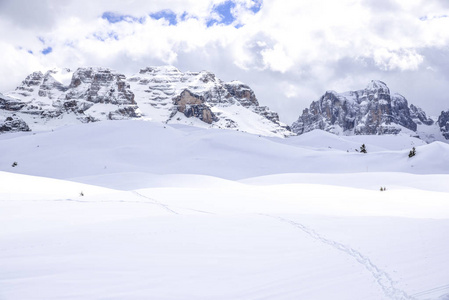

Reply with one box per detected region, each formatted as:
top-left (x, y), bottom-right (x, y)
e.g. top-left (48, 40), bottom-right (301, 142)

top-left (291, 80), bottom-right (447, 143)
top-left (1, 69), bottom-right (449, 142)
top-left (0, 66), bottom-right (291, 137)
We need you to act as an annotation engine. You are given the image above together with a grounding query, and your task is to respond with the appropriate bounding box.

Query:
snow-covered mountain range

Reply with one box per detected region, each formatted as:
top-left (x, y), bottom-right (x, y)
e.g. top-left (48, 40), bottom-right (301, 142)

top-left (1, 68), bottom-right (449, 143)
top-left (291, 80), bottom-right (449, 143)
top-left (0, 66), bottom-right (291, 137)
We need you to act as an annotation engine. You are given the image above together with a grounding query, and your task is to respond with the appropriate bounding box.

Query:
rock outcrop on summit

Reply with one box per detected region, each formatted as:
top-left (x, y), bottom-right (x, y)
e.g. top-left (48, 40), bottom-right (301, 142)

top-left (291, 80), bottom-right (438, 138)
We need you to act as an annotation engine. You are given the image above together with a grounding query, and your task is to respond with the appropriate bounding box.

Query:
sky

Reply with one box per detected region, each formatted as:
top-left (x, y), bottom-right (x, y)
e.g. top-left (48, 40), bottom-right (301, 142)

top-left (1, 0), bottom-right (449, 123)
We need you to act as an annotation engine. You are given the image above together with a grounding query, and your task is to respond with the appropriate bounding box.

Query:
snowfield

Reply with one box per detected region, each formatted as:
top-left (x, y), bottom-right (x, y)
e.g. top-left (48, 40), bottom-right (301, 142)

top-left (1, 120), bottom-right (449, 300)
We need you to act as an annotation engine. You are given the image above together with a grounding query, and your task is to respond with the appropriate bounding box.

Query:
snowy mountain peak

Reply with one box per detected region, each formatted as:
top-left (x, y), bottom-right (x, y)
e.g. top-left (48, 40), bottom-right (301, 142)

top-left (366, 80), bottom-right (389, 93)
top-left (39, 68), bottom-right (74, 87)
top-left (16, 71), bottom-right (44, 92)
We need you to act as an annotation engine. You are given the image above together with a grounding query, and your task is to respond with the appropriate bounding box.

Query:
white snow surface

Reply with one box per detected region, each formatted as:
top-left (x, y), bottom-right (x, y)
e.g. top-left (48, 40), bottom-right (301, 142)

top-left (1, 121), bottom-right (449, 300)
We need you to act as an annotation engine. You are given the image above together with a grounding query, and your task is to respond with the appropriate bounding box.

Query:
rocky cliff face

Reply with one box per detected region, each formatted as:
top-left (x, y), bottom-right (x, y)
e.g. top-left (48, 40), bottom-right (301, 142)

top-left (0, 66), bottom-right (290, 137)
top-left (62, 67), bottom-right (139, 120)
top-left (291, 80), bottom-right (424, 136)
top-left (3, 67), bottom-right (140, 126)
top-left (173, 90), bottom-right (218, 124)
top-left (66, 68), bottom-right (135, 106)
top-left (438, 110), bottom-right (449, 139)
top-left (410, 104), bottom-right (434, 126)
top-left (0, 93), bottom-right (26, 111)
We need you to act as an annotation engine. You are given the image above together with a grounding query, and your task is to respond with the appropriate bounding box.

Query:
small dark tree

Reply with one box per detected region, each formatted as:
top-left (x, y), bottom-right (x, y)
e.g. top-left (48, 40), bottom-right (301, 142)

top-left (408, 147), bottom-right (416, 158)
top-left (360, 144), bottom-right (367, 153)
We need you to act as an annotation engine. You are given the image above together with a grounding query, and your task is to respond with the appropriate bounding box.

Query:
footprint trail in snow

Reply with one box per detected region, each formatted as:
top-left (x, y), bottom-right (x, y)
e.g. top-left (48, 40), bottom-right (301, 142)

top-left (264, 214), bottom-right (415, 300)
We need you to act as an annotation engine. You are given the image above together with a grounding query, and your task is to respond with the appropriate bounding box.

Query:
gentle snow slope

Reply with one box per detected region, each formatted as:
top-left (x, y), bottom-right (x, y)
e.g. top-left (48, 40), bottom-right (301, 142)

top-left (1, 120), bottom-right (448, 190)
top-left (1, 121), bottom-right (449, 300)
top-left (1, 172), bottom-right (449, 300)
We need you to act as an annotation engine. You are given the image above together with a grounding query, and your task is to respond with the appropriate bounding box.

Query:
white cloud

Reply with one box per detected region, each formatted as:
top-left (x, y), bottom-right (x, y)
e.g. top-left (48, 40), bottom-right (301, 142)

top-left (261, 44), bottom-right (294, 73)
top-left (373, 48), bottom-right (424, 71)
top-left (281, 82), bottom-right (301, 99)
top-left (1, 0), bottom-right (449, 122)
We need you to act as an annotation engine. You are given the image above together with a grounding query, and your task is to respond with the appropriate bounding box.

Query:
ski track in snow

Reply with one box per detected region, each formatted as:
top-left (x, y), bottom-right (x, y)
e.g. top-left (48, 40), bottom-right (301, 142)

top-left (412, 284), bottom-right (449, 299)
top-left (132, 191), bottom-right (179, 215)
top-left (0, 193), bottom-right (179, 215)
top-left (263, 214), bottom-right (416, 300)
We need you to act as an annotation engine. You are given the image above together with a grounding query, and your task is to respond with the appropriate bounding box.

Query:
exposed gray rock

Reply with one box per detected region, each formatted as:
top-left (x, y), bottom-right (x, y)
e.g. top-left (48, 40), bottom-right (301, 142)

top-left (14, 72), bottom-right (44, 97)
top-left (61, 67), bottom-right (140, 119)
top-left (0, 115), bottom-right (31, 133)
top-left (438, 110), bottom-right (449, 139)
top-left (223, 82), bottom-right (288, 130)
top-left (67, 67), bottom-right (135, 105)
top-left (224, 82), bottom-right (258, 107)
top-left (173, 90), bottom-right (218, 124)
top-left (410, 104), bottom-right (434, 125)
top-left (109, 106), bottom-right (142, 120)
top-left (292, 80), bottom-right (418, 136)
top-left (0, 93), bottom-right (27, 111)
top-left (38, 70), bottom-right (68, 98)
top-left (390, 93), bottom-right (416, 132)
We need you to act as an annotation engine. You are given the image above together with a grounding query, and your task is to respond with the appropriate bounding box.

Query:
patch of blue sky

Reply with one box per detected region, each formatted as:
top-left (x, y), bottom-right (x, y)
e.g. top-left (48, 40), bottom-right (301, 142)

top-left (101, 12), bottom-right (145, 24)
top-left (93, 31), bottom-right (119, 41)
top-left (41, 47), bottom-right (52, 55)
top-left (93, 33), bottom-right (105, 41)
top-left (179, 11), bottom-right (190, 22)
top-left (420, 14), bottom-right (448, 21)
top-left (207, 1), bottom-right (236, 27)
top-left (250, 0), bottom-right (262, 14)
top-left (207, 0), bottom-right (262, 27)
top-left (108, 32), bottom-right (119, 40)
top-left (149, 10), bottom-right (177, 25)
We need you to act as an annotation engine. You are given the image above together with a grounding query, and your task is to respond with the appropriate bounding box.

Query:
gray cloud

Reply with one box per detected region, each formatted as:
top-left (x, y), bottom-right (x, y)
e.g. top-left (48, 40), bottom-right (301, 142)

top-left (0, 0), bottom-right (65, 29)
